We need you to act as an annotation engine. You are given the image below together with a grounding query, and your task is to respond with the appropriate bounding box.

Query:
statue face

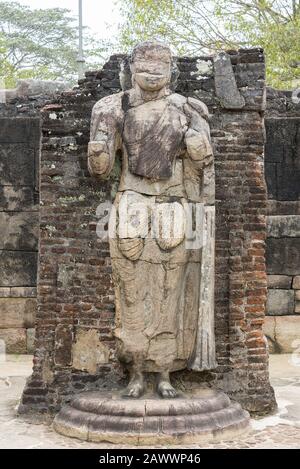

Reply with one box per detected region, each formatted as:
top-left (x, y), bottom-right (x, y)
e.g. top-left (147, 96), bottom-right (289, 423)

top-left (131, 48), bottom-right (171, 92)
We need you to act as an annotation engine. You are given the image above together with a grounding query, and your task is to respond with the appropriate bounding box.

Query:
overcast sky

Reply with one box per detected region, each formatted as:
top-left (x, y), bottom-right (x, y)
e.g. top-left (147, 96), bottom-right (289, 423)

top-left (14, 0), bottom-right (122, 39)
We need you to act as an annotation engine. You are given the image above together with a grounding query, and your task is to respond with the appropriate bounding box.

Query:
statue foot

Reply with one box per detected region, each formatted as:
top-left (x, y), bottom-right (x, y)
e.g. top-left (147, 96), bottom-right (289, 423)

top-left (157, 372), bottom-right (178, 398)
top-left (122, 372), bottom-right (145, 399)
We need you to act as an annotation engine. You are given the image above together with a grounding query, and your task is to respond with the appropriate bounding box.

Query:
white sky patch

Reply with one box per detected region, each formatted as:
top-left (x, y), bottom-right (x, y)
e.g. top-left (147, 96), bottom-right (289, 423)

top-left (10, 0), bottom-right (122, 40)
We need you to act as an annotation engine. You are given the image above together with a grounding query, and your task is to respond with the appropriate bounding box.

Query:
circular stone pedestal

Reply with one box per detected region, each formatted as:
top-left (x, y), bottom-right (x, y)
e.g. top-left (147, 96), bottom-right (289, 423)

top-left (53, 389), bottom-right (250, 445)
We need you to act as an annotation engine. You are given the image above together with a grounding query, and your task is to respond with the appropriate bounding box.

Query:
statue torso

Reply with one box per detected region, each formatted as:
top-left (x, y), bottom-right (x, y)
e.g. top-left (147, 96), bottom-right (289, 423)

top-left (122, 94), bottom-right (187, 181)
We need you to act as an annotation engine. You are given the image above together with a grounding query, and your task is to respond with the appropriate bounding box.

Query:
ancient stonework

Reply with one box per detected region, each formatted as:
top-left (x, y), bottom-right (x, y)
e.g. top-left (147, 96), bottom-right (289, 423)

top-left (263, 88), bottom-right (300, 353)
top-left (0, 82), bottom-right (69, 354)
top-left (0, 117), bottom-right (40, 353)
top-left (53, 389), bottom-right (250, 444)
top-left (19, 46), bottom-right (276, 417)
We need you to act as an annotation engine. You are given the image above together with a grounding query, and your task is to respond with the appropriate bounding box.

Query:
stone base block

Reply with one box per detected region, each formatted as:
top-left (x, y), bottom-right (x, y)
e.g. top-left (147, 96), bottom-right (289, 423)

top-left (264, 316), bottom-right (300, 353)
top-left (0, 297), bottom-right (36, 328)
top-left (53, 389), bottom-right (250, 445)
top-left (0, 327), bottom-right (27, 354)
top-left (266, 289), bottom-right (294, 315)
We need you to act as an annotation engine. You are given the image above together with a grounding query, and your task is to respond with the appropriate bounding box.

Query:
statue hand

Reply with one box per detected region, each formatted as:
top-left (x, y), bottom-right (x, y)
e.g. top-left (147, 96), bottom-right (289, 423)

top-left (88, 141), bottom-right (110, 177)
top-left (185, 129), bottom-right (212, 163)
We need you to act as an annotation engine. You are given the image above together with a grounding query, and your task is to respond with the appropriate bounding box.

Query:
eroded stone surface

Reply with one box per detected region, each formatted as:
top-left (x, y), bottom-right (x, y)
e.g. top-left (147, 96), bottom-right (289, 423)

top-left (54, 325), bottom-right (73, 367)
top-left (0, 298), bottom-right (36, 328)
top-left (266, 289), bottom-right (294, 316)
top-left (72, 329), bottom-right (110, 374)
top-left (0, 116), bottom-right (39, 353)
top-left (54, 389), bottom-right (249, 445)
top-left (0, 251), bottom-right (37, 287)
top-left (267, 215), bottom-right (300, 238)
top-left (293, 276), bottom-right (300, 289)
top-left (0, 212), bottom-right (38, 251)
top-left (264, 316), bottom-right (300, 353)
top-left (267, 275), bottom-right (292, 289)
top-left (213, 52), bottom-right (245, 109)
top-left (266, 238), bottom-right (300, 275)
top-left (0, 328), bottom-right (27, 353)
top-left (265, 118), bottom-right (300, 201)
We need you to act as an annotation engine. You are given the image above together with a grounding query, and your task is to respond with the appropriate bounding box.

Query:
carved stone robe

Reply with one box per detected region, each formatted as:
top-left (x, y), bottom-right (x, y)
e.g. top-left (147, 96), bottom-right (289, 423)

top-left (90, 87), bottom-right (216, 373)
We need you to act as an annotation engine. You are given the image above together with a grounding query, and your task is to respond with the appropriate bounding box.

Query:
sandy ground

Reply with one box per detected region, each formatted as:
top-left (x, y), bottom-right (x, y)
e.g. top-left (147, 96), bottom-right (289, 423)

top-left (1, 354), bottom-right (300, 449)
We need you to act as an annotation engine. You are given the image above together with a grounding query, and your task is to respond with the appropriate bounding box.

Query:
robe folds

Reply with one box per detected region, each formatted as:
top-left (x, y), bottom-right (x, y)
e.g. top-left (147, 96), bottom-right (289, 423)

top-left (90, 89), bottom-right (216, 372)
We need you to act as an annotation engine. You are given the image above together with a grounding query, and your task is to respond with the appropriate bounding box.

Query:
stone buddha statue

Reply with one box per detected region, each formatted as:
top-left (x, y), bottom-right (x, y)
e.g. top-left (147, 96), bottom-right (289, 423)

top-left (88, 40), bottom-right (216, 399)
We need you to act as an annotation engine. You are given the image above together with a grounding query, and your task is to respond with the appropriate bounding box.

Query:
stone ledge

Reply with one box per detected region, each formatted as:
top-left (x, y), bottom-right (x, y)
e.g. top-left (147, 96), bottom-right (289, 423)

top-left (0, 287), bottom-right (37, 298)
top-left (267, 275), bottom-right (292, 289)
top-left (53, 389), bottom-right (250, 445)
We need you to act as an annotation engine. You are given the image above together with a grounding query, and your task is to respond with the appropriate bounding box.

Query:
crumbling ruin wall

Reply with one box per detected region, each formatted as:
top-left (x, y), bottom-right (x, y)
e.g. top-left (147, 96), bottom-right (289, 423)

top-left (264, 88), bottom-right (300, 353)
top-left (0, 113), bottom-right (40, 354)
top-left (19, 49), bottom-right (276, 416)
top-left (0, 81), bottom-right (68, 354)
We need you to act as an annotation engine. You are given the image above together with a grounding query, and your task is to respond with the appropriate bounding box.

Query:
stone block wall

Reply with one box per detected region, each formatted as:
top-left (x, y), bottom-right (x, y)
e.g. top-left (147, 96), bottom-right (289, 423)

top-left (0, 85), bottom-right (67, 354)
top-left (19, 49), bottom-right (276, 416)
top-left (264, 90), bottom-right (300, 353)
top-left (0, 117), bottom-right (40, 353)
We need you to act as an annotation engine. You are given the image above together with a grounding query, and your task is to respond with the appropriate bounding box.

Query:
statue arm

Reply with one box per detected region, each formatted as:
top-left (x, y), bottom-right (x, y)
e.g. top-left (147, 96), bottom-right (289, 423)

top-left (183, 97), bottom-right (213, 171)
top-left (88, 93), bottom-right (123, 179)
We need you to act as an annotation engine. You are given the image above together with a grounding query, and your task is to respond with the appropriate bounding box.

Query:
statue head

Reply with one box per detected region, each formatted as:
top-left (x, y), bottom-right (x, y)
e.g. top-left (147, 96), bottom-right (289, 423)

top-left (130, 40), bottom-right (172, 92)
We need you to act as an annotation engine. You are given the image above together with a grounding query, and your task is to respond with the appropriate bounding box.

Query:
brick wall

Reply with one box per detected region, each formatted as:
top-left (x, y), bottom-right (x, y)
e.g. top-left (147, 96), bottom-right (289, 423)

top-left (18, 49), bottom-right (276, 416)
top-left (264, 89), bottom-right (300, 353)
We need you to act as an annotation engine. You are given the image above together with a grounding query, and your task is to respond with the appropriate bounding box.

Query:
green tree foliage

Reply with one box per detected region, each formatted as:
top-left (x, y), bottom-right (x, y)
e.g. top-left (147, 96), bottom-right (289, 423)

top-left (117, 0), bottom-right (300, 89)
top-left (217, 0), bottom-right (300, 88)
top-left (0, 1), bottom-right (108, 87)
